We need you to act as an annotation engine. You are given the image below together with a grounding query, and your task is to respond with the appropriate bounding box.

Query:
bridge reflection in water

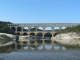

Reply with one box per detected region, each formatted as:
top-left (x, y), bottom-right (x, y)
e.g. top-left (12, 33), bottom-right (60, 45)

top-left (9, 39), bottom-right (67, 52)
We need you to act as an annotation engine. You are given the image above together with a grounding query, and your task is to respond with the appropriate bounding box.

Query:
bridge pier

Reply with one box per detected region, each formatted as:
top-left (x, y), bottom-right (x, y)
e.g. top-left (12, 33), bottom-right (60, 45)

top-left (27, 45), bottom-right (31, 51)
top-left (43, 40), bottom-right (46, 51)
top-left (15, 43), bottom-right (17, 50)
top-left (28, 27), bottom-right (31, 31)
top-left (35, 45), bottom-right (38, 50)
top-left (15, 26), bottom-right (18, 33)
top-left (21, 27), bottom-right (24, 32)
top-left (20, 44), bottom-right (23, 50)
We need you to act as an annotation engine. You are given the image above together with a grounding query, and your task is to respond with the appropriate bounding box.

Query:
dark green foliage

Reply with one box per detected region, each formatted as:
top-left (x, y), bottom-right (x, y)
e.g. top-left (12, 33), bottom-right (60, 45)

top-left (0, 21), bottom-right (14, 34)
top-left (57, 25), bottom-right (80, 34)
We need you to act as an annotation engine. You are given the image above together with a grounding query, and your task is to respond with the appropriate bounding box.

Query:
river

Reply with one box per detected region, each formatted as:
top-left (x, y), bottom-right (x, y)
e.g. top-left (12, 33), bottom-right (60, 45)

top-left (0, 39), bottom-right (80, 60)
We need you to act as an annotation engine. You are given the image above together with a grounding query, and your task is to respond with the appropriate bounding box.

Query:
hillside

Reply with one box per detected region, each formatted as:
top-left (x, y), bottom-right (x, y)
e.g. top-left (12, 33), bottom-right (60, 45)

top-left (0, 21), bottom-right (14, 34)
top-left (57, 25), bottom-right (80, 34)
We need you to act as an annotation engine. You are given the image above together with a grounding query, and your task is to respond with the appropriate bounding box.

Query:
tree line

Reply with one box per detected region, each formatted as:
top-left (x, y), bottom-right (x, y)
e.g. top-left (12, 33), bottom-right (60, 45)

top-left (0, 21), bottom-right (14, 34)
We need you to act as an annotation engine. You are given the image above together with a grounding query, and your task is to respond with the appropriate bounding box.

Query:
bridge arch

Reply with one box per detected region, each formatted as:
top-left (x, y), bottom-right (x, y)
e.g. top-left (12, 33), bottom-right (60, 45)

top-left (30, 32), bottom-right (35, 36)
top-left (23, 33), bottom-right (28, 35)
top-left (36, 33), bottom-right (43, 39)
top-left (17, 27), bottom-right (21, 31)
top-left (11, 27), bottom-right (16, 31)
top-left (36, 33), bottom-right (43, 37)
top-left (54, 27), bottom-right (60, 31)
top-left (45, 27), bottom-right (52, 31)
top-left (24, 27), bottom-right (28, 31)
top-left (62, 26), bottom-right (66, 30)
top-left (30, 27), bottom-right (36, 31)
top-left (38, 27), bottom-right (43, 31)
top-left (44, 32), bottom-right (52, 38)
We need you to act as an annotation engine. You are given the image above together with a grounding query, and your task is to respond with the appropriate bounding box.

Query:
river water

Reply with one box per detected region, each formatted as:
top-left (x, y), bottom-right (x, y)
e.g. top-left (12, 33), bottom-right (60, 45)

top-left (0, 40), bottom-right (80, 60)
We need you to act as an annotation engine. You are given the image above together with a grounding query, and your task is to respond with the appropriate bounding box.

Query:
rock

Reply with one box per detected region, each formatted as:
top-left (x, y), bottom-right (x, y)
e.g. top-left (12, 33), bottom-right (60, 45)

top-left (54, 33), bottom-right (80, 45)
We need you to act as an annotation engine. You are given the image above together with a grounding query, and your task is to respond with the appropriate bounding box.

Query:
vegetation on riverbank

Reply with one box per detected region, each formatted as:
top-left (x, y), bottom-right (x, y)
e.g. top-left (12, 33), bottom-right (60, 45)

top-left (57, 25), bottom-right (80, 34)
top-left (0, 21), bottom-right (14, 34)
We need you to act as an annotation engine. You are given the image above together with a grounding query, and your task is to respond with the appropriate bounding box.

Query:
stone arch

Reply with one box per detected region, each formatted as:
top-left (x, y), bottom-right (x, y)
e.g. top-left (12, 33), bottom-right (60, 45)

top-left (45, 27), bottom-right (52, 31)
top-left (36, 33), bottom-right (43, 39)
top-left (30, 32), bottom-right (35, 36)
top-left (24, 27), bottom-right (28, 31)
top-left (44, 32), bottom-right (52, 39)
top-left (44, 32), bottom-right (52, 37)
top-left (36, 33), bottom-right (43, 37)
top-left (11, 27), bottom-right (15, 31)
top-left (23, 33), bottom-right (28, 35)
top-left (17, 27), bottom-right (21, 31)
top-left (37, 27), bottom-right (43, 31)
top-left (54, 26), bottom-right (60, 31)
top-left (30, 27), bottom-right (36, 31)
top-left (62, 26), bottom-right (66, 30)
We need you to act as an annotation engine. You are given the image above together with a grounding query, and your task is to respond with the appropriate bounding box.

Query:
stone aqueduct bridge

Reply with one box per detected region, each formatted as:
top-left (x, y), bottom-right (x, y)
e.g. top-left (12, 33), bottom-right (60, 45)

top-left (7, 23), bottom-right (80, 37)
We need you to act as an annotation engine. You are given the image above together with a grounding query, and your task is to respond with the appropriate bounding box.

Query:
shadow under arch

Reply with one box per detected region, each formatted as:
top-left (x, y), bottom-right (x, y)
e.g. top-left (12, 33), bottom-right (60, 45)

top-left (11, 27), bottom-right (15, 31)
top-left (23, 33), bottom-right (28, 35)
top-left (44, 32), bottom-right (52, 44)
top-left (44, 32), bottom-right (52, 38)
top-left (29, 32), bottom-right (35, 36)
top-left (36, 32), bottom-right (43, 39)
top-left (17, 27), bottom-right (21, 31)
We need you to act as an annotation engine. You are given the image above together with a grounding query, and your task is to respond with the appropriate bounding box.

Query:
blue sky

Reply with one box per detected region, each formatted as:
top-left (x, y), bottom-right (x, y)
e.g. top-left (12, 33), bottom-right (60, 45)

top-left (0, 0), bottom-right (80, 23)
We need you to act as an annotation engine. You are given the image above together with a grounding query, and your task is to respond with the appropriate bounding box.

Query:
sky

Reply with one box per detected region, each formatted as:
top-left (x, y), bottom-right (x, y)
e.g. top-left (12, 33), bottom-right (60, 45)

top-left (0, 0), bottom-right (80, 23)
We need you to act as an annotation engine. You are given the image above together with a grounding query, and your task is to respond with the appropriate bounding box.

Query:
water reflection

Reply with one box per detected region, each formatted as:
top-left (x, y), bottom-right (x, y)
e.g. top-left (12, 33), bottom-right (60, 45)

top-left (45, 44), bottom-right (52, 49)
top-left (0, 39), bottom-right (80, 53)
top-left (0, 39), bottom-right (80, 60)
top-left (38, 45), bottom-right (43, 50)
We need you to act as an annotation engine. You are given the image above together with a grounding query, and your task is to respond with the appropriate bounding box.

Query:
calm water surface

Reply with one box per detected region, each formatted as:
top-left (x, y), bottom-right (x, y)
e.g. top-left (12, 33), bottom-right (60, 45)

top-left (0, 40), bottom-right (80, 60)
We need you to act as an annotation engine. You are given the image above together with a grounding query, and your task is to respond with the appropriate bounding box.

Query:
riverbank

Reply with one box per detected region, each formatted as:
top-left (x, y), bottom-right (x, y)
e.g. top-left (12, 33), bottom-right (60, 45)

top-left (53, 32), bottom-right (80, 46)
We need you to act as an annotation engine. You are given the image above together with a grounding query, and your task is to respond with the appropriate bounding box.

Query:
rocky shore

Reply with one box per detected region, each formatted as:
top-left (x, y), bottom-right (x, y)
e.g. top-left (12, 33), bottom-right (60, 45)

top-left (53, 33), bottom-right (80, 46)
